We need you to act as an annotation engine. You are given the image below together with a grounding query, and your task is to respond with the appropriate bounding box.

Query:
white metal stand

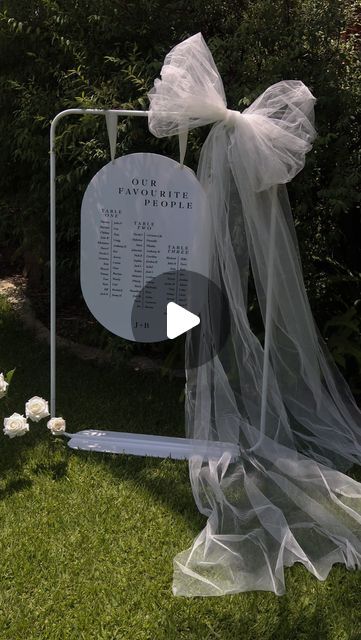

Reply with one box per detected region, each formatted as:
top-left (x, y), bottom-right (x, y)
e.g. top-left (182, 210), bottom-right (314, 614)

top-left (50, 108), bottom-right (239, 461)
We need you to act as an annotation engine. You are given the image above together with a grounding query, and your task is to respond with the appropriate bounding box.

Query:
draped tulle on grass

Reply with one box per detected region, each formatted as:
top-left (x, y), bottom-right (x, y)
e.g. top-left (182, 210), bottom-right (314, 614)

top-left (148, 33), bottom-right (361, 596)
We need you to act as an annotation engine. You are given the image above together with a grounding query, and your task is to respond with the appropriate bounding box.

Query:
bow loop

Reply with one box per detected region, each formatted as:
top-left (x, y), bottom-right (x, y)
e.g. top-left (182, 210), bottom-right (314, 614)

top-left (236, 80), bottom-right (316, 191)
top-left (148, 33), bottom-right (227, 138)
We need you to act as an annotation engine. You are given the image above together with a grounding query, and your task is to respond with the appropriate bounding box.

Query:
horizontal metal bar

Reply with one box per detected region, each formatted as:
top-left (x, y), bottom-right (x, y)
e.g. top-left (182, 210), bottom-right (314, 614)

top-left (51, 107), bottom-right (149, 130)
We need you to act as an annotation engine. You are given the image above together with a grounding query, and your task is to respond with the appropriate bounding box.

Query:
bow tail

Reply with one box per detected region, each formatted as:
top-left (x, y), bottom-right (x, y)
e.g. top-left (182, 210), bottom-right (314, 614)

top-left (173, 120), bottom-right (361, 597)
top-left (228, 131), bottom-right (361, 467)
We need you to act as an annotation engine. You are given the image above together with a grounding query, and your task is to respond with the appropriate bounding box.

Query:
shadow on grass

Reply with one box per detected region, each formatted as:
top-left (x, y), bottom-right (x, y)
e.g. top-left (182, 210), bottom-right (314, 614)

top-left (272, 591), bottom-right (329, 640)
top-left (0, 476), bottom-right (33, 500)
top-left (72, 447), bottom-right (205, 532)
top-left (31, 458), bottom-right (69, 480)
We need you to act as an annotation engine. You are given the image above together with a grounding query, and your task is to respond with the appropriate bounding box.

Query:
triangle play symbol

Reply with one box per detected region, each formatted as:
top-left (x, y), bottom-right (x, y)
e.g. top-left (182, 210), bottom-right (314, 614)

top-left (166, 302), bottom-right (200, 339)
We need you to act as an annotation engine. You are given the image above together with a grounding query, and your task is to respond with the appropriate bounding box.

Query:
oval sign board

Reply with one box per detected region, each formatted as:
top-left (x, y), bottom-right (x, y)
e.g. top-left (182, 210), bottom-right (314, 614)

top-left (80, 153), bottom-right (210, 341)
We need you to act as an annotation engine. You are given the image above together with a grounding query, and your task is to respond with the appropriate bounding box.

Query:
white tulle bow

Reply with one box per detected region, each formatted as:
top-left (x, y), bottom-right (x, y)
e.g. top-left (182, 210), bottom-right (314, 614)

top-left (148, 32), bottom-right (316, 188)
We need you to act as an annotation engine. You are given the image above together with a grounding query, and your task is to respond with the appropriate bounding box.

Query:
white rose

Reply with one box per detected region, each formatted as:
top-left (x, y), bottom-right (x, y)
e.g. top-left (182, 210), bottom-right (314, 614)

top-left (0, 373), bottom-right (9, 399)
top-left (47, 417), bottom-right (66, 435)
top-left (3, 413), bottom-right (29, 438)
top-left (25, 396), bottom-right (50, 422)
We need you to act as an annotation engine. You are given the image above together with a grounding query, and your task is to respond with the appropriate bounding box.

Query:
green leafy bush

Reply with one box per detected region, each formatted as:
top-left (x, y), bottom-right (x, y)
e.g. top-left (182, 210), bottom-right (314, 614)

top-left (0, 0), bottom-right (360, 390)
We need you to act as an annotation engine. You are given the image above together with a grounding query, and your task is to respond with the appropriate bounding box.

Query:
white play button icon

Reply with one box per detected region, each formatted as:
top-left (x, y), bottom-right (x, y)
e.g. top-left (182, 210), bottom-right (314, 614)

top-left (166, 302), bottom-right (200, 339)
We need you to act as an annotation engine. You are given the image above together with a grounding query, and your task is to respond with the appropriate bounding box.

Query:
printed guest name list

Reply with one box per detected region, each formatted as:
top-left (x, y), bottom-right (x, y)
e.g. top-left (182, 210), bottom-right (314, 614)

top-left (81, 153), bottom-right (209, 341)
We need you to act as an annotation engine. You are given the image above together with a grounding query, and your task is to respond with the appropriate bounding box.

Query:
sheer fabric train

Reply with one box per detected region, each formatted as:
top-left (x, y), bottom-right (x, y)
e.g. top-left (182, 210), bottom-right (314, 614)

top-left (148, 33), bottom-right (361, 596)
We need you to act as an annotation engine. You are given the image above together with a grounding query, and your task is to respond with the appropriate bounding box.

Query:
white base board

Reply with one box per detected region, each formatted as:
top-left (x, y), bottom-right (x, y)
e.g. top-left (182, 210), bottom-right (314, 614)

top-left (66, 430), bottom-right (239, 461)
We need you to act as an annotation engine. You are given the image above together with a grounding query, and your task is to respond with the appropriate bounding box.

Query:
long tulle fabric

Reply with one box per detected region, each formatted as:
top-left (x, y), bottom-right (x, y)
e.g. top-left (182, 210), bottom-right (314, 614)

top-left (148, 33), bottom-right (361, 596)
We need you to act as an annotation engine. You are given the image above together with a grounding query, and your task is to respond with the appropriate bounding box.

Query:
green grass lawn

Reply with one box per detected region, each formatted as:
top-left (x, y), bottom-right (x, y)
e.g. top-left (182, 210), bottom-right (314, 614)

top-left (1, 294), bottom-right (361, 640)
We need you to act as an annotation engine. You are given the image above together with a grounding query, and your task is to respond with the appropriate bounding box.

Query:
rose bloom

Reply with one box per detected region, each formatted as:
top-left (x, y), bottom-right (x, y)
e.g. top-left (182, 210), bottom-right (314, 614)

top-left (3, 413), bottom-right (29, 438)
top-left (0, 373), bottom-right (9, 399)
top-left (25, 396), bottom-right (50, 422)
top-left (47, 417), bottom-right (66, 435)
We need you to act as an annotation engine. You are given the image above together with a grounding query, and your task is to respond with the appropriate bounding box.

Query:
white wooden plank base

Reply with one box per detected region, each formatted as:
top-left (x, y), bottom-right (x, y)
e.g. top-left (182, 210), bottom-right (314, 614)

top-left (65, 430), bottom-right (240, 461)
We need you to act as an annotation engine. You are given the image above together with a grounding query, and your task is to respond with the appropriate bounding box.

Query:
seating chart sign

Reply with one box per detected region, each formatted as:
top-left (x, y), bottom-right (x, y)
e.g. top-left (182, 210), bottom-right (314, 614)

top-left (80, 153), bottom-right (210, 341)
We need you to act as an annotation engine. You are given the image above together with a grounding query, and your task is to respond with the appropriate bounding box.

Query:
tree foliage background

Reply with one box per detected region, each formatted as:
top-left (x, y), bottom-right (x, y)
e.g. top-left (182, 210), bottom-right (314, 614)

top-left (0, 0), bottom-right (360, 392)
